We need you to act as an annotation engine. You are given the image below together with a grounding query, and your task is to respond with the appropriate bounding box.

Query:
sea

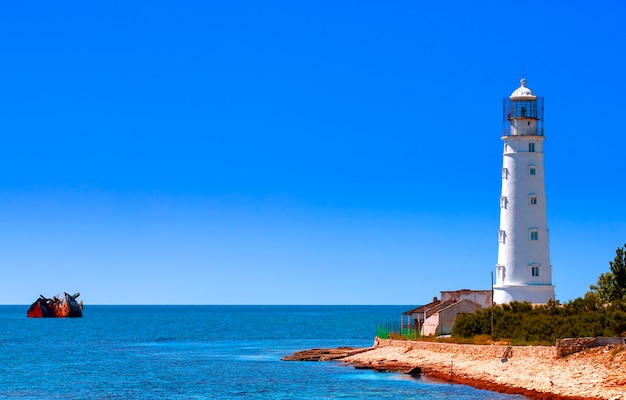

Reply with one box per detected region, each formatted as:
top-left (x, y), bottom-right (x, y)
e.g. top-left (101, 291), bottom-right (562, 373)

top-left (0, 305), bottom-right (526, 399)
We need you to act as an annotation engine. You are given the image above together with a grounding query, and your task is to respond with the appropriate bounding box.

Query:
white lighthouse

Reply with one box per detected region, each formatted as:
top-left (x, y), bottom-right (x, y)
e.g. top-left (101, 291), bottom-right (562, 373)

top-left (493, 79), bottom-right (555, 304)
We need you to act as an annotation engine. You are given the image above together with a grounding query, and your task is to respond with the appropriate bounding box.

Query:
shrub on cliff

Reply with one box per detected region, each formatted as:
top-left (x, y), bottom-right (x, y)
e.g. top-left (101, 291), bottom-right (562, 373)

top-left (452, 298), bottom-right (626, 345)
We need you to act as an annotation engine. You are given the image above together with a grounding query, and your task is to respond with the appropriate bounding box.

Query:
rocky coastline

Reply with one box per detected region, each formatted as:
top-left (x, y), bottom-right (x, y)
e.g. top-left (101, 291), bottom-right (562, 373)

top-left (283, 338), bottom-right (625, 400)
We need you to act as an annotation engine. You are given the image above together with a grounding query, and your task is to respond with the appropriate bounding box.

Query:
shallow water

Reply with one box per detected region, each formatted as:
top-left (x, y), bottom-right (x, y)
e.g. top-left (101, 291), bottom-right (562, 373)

top-left (0, 305), bottom-right (526, 399)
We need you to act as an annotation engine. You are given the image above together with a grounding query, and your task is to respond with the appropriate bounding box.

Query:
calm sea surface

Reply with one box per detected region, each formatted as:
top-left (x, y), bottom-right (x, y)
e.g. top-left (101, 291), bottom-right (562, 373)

top-left (0, 305), bottom-right (525, 399)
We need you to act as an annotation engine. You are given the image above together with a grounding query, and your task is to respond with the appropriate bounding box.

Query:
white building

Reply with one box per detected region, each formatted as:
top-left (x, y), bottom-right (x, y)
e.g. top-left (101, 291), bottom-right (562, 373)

top-left (402, 290), bottom-right (492, 336)
top-left (494, 79), bottom-right (555, 304)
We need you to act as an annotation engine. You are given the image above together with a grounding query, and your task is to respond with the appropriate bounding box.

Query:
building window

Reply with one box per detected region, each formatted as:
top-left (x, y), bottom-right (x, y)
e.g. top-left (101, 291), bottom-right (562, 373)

top-left (500, 196), bottom-right (507, 208)
top-left (529, 166), bottom-right (536, 176)
top-left (498, 230), bottom-right (506, 243)
top-left (529, 142), bottom-right (535, 152)
top-left (531, 267), bottom-right (540, 277)
top-left (530, 230), bottom-right (539, 241)
top-left (530, 195), bottom-right (538, 205)
top-left (502, 167), bottom-right (508, 179)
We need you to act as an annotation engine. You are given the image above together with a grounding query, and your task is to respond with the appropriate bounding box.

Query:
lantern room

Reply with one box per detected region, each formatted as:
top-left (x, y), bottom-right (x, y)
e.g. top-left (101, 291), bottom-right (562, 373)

top-left (502, 78), bottom-right (544, 137)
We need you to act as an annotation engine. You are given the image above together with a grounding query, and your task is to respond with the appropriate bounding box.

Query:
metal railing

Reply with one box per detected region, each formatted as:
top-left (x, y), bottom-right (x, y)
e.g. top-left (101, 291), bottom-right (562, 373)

top-left (376, 322), bottom-right (421, 340)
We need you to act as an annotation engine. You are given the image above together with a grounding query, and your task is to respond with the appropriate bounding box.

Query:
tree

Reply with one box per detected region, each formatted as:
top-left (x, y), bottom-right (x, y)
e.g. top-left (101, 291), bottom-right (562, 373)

top-left (589, 244), bottom-right (626, 303)
top-left (590, 272), bottom-right (620, 304)
top-left (610, 245), bottom-right (626, 296)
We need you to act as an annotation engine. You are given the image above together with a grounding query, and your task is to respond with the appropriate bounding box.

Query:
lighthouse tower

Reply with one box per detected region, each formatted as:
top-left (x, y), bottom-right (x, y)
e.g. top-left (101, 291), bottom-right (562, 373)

top-left (494, 79), bottom-right (555, 304)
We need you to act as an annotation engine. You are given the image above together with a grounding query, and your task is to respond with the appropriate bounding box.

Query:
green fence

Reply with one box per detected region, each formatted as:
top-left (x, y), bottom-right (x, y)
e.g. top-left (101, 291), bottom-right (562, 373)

top-left (376, 322), bottom-right (420, 340)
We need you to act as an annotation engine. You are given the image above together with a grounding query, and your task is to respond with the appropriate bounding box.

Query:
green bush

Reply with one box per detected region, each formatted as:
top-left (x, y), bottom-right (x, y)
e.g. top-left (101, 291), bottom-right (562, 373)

top-left (451, 298), bottom-right (626, 345)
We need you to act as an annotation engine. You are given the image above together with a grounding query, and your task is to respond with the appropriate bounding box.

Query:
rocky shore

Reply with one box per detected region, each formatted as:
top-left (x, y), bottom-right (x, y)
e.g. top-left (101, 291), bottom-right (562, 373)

top-left (283, 339), bottom-right (626, 400)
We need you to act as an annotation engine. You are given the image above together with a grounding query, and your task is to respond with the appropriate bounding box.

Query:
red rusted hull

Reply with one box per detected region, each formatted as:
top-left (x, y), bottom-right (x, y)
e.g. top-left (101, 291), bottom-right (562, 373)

top-left (26, 301), bottom-right (44, 318)
top-left (27, 292), bottom-right (83, 318)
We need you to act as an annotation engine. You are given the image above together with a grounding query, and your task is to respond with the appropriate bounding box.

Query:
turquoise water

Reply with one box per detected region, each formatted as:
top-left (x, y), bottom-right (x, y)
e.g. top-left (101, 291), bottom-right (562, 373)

top-left (0, 306), bottom-right (525, 399)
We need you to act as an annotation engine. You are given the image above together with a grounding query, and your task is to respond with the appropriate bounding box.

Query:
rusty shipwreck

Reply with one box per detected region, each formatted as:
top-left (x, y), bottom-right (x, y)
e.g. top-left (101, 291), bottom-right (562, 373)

top-left (27, 292), bottom-right (84, 318)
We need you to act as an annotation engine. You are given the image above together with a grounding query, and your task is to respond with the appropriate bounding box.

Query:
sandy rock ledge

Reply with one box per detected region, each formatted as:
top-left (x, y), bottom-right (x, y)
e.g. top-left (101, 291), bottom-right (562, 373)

top-left (283, 338), bottom-right (626, 400)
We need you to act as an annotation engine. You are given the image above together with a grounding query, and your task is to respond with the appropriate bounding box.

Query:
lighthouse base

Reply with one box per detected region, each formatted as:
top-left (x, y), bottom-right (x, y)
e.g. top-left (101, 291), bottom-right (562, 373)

top-left (494, 285), bottom-right (555, 305)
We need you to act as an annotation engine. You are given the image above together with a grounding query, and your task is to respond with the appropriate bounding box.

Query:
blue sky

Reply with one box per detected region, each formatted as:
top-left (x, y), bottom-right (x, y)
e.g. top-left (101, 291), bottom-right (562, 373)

top-left (1, 1), bottom-right (625, 304)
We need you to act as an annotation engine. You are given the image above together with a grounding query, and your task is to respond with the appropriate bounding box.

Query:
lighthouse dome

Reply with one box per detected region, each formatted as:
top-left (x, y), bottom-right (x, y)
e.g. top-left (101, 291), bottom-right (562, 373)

top-left (510, 78), bottom-right (537, 100)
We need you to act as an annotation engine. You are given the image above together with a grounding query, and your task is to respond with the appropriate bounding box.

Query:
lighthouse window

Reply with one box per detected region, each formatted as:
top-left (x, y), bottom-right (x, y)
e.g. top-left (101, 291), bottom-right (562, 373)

top-left (502, 168), bottom-right (508, 179)
top-left (530, 196), bottom-right (538, 205)
top-left (529, 142), bottom-right (535, 152)
top-left (529, 167), bottom-right (536, 176)
top-left (531, 267), bottom-right (540, 277)
top-left (498, 230), bottom-right (506, 243)
top-left (500, 196), bottom-right (507, 208)
top-left (496, 265), bottom-right (505, 280)
top-left (530, 230), bottom-right (539, 241)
